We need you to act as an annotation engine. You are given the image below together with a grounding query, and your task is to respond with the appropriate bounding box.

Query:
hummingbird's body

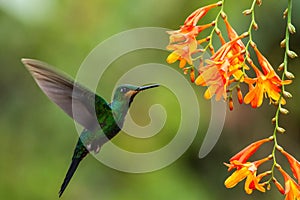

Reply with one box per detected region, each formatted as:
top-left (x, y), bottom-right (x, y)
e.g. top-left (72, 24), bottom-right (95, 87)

top-left (22, 59), bottom-right (159, 197)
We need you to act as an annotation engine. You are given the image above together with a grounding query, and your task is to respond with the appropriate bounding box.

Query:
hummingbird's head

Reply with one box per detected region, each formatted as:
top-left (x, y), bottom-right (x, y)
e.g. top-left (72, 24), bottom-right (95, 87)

top-left (112, 84), bottom-right (159, 107)
top-left (111, 83), bottom-right (159, 128)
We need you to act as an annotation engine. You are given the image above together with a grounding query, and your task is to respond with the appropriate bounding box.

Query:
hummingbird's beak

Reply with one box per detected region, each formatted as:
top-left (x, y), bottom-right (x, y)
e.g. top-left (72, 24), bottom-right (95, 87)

top-left (136, 84), bottom-right (159, 92)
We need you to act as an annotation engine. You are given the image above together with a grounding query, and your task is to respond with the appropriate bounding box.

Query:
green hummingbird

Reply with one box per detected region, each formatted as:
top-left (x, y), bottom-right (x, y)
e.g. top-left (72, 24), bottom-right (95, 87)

top-left (21, 58), bottom-right (159, 197)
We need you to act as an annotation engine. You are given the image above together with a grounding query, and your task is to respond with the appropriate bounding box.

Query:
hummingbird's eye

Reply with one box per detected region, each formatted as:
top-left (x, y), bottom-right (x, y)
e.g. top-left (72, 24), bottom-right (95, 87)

top-left (120, 87), bottom-right (127, 93)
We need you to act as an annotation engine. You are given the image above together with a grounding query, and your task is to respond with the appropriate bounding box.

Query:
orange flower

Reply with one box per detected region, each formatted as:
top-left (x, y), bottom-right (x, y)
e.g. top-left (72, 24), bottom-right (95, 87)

top-left (251, 42), bottom-right (277, 75)
top-left (246, 171), bottom-right (271, 194)
top-left (166, 30), bottom-right (198, 65)
top-left (278, 167), bottom-right (300, 200)
top-left (184, 2), bottom-right (222, 27)
top-left (166, 2), bottom-right (221, 67)
top-left (222, 13), bottom-right (248, 80)
top-left (273, 177), bottom-right (285, 194)
top-left (280, 149), bottom-right (300, 184)
top-left (224, 157), bottom-right (271, 194)
top-left (195, 33), bottom-right (248, 101)
top-left (228, 137), bottom-right (273, 167)
top-left (244, 60), bottom-right (292, 108)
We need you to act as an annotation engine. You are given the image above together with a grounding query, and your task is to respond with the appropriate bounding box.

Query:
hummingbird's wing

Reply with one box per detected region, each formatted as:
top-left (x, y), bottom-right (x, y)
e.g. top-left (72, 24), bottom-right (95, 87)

top-left (22, 58), bottom-right (110, 132)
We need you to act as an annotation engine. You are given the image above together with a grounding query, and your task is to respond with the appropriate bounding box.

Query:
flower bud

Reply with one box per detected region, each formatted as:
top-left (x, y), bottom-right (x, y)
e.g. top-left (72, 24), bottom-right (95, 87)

top-left (252, 22), bottom-right (259, 30)
top-left (288, 23), bottom-right (296, 34)
top-left (283, 91), bottom-right (292, 98)
top-left (216, 1), bottom-right (223, 6)
top-left (243, 9), bottom-right (252, 15)
top-left (287, 50), bottom-right (298, 58)
top-left (229, 97), bottom-right (234, 111)
top-left (277, 63), bottom-right (284, 71)
top-left (183, 67), bottom-right (189, 75)
top-left (271, 117), bottom-right (276, 124)
top-left (283, 8), bottom-right (288, 19)
top-left (256, 0), bottom-right (262, 6)
top-left (280, 39), bottom-right (286, 48)
top-left (277, 126), bottom-right (286, 134)
top-left (285, 71), bottom-right (295, 79)
top-left (280, 107), bottom-right (289, 115)
top-left (237, 87), bottom-right (243, 104)
top-left (190, 68), bottom-right (195, 83)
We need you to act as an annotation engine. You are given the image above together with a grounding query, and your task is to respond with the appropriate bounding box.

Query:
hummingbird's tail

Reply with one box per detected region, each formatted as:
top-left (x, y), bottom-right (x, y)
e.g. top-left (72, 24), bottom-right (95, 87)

top-left (59, 140), bottom-right (89, 197)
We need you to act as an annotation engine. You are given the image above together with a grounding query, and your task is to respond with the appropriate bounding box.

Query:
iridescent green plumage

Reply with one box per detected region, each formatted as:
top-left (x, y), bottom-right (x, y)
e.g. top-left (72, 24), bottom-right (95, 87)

top-left (22, 58), bottom-right (159, 197)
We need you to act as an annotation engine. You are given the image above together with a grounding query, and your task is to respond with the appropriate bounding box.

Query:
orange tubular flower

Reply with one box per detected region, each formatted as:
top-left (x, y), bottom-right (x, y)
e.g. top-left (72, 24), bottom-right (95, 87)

top-left (195, 33), bottom-right (248, 101)
top-left (227, 137), bottom-right (273, 168)
top-left (222, 14), bottom-right (248, 80)
top-left (224, 157), bottom-right (271, 194)
top-left (278, 167), bottom-right (300, 200)
top-left (244, 59), bottom-right (292, 108)
top-left (166, 31), bottom-right (198, 66)
top-left (184, 2), bottom-right (222, 27)
top-left (246, 171), bottom-right (271, 194)
top-left (280, 149), bottom-right (300, 184)
top-left (273, 177), bottom-right (285, 195)
top-left (166, 2), bottom-right (222, 67)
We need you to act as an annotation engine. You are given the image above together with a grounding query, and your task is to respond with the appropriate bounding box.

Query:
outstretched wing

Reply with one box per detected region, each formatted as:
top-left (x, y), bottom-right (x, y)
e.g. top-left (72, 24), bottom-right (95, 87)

top-left (22, 58), bottom-right (111, 132)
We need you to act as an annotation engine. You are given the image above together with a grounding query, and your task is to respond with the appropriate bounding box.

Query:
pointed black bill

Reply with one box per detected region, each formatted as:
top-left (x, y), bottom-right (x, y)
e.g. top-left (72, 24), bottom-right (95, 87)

top-left (136, 84), bottom-right (159, 91)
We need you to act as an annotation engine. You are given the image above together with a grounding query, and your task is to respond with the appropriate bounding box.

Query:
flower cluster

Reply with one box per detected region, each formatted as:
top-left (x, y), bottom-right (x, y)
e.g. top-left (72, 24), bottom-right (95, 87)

top-left (166, 0), bottom-right (298, 199)
top-left (166, 1), bottom-right (292, 110)
top-left (224, 138), bottom-right (300, 200)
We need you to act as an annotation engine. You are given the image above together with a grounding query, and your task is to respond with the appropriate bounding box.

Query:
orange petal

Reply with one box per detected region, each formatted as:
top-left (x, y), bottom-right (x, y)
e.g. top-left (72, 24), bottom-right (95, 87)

top-left (184, 2), bottom-right (222, 26)
top-left (244, 86), bottom-right (257, 104)
top-left (251, 44), bottom-right (273, 75)
top-left (281, 149), bottom-right (300, 184)
top-left (225, 166), bottom-right (251, 188)
top-left (195, 75), bottom-right (205, 86)
top-left (204, 85), bottom-right (218, 99)
top-left (179, 59), bottom-right (187, 68)
top-left (244, 173), bottom-right (255, 194)
top-left (166, 52), bottom-right (180, 64)
top-left (256, 83), bottom-right (264, 107)
top-left (229, 137), bottom-right (273, 163)
top-left (273, 177), bottom-right (285, 194)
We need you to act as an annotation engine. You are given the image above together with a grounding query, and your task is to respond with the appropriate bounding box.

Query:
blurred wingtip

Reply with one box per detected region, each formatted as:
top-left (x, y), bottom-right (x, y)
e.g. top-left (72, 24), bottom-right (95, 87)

top-left (21, 58), bottom-right (40, 67)
top-left (21, 58), bottom-right (32, 65)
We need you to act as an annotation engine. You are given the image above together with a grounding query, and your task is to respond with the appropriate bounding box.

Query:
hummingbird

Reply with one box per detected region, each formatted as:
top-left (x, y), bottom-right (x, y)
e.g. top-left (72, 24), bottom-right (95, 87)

top-left (21, 58), bottom-right (159, 197)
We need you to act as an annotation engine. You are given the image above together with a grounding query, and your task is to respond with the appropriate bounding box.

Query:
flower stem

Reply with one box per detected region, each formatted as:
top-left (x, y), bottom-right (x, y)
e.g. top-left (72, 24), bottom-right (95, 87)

top-left (268, 0), bottom-right (293, 184)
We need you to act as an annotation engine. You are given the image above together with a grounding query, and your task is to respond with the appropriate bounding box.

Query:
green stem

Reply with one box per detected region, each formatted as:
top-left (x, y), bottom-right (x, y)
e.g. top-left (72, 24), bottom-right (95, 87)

top-left (195, 0), bottom-right (225, 59)
top-left (243, 0), bottom-right (257, 74)
top-left (268, 0), bottom-right (293, 184)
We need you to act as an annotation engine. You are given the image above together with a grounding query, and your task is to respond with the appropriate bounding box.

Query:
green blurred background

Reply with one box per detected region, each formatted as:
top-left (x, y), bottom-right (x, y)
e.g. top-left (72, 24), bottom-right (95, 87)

top-left (1, 0), bottom-right (300, 199)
